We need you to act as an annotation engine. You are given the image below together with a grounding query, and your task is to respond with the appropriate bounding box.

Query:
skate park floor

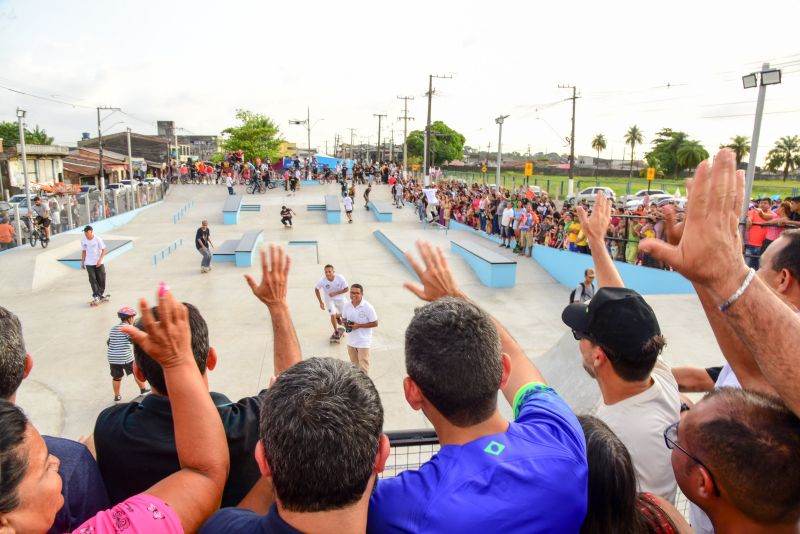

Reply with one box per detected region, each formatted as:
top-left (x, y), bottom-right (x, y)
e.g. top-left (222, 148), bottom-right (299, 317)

top-left (1, 182), bottom-right (724, 439)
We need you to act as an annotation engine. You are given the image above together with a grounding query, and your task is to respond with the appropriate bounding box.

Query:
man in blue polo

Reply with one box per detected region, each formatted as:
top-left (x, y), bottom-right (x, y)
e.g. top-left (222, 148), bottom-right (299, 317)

top-left (367, 242), bottom-right (587, 533)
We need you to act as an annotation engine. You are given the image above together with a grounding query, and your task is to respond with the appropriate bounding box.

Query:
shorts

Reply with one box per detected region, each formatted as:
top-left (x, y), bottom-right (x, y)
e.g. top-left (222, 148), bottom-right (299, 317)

top-left (36, 216), bottom-right (51, 228)
top-left (501, 225), bottom-right (511, 238)
top-left (326, 299), bottom-right (346, 316)
top-left (346, 209), bottom-right (353, 214)
top-left (110, 362), bottom-right (134, 380)
top-left (520, 230), bottom-right (534, 247)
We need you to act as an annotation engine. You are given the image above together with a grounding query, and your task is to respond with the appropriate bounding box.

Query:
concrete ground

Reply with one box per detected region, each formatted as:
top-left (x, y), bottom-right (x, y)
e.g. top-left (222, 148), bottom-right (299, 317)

top-left (2, 182), bottom-right (724, 439)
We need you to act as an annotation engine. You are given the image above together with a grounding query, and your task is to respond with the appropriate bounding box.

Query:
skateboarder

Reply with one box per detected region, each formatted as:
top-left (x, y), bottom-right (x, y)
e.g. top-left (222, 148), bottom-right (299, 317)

top-left (196, 220), bottom-right (214, 273)
top-left (314, 264), bottom-right (349, 342)
top-left (107, 307), bottom-right (149, 402)
top-left (364, 183), bottom-right (372, 209)
top-left (81, 225), bottom-right (109, 306)
top-left (280, 206), bottom-right (295, 227)
top-left (343, 194), bottom-right (354, 223)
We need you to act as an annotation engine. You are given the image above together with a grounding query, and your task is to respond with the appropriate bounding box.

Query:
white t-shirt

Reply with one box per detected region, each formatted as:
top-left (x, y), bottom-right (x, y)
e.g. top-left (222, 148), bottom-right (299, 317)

top-left (81, 235), bottom-right (106, 266)
top-left (501, 207), bottom-right (515, 227)
top-left (225, 175), bottom-right (233, 187)
top-left (343, 196), bottom-right (353, 212)
top-left (595, 358), bottom-right (680, 503)
top-left (342, 299), bottom-right (378, 349)
top-left (315, 274), bottom-right (348, 303)
top-left (395, 183), bottom-right (404, 197)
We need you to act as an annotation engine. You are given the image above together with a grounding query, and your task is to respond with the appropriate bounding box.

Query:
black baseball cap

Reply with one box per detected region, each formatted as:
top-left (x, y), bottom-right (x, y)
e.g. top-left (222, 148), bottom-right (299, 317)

top-left (83, 225), bottom-right (93, 232)
top-left (562, 287), bottom-right (661, 354)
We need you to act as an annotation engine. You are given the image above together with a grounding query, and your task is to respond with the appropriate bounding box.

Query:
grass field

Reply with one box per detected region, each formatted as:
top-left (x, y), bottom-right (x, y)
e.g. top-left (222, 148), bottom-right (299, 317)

top-left (444, 170), bottom-right (800, 200)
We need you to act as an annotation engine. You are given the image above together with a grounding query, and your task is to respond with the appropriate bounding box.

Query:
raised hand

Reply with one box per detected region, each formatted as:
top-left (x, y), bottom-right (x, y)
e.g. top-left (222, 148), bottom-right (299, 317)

top-left (245, 244), bottom-right (291, 308)
top-left (122, 283), bottom-right (192, 369)
top-left (576, 190), bottom-right (611, 243)
top-left (639, 149), bottom-right (748, 296)
top-left (403, 241), bottom-right (463, 302)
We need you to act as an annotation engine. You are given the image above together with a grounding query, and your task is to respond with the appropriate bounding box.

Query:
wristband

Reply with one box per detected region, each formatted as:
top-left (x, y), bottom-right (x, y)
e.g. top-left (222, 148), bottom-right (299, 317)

top-left (719, 268), bottom-right (755, 313)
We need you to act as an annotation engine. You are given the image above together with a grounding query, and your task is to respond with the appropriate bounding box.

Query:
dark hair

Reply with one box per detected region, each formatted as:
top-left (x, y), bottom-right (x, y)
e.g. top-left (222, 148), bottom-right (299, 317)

top-left (0, 307), bottom-right (27, 400)
top-left (324, 264), bottom-right (334, 270)
top-left (595, 335), bottom-right (666, 382)
top-left (351, 283), bottom-right (363, 293)
top-left (771, 229), bottom-right (800, 281)
top-left (260, 358), bottom-right (383, 512)
top-left (688, 388), bottom-right (800, 524)
top-left (133, 302), bottom-right (209, 395)
top-left (405, 298), bottom-right (502, 427)
top-left (0, 400), bottom-right (29, 513)
top-left (579, 415), bottom-right (677, 534)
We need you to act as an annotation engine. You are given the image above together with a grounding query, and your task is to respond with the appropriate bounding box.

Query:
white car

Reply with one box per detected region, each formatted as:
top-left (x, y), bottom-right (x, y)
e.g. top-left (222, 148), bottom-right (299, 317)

top-left (8, 194), bottom-right (38, 217)
top-left (625, 193), bottom-right (673, 210)
top-left (142, 178), bottom-right (162, 186)
top-left (108, 183), bottom-right (129, 192)
top-left (623, 189), bottom-right (668, 203)
top-left (566, 187), bottom-right (616, 206)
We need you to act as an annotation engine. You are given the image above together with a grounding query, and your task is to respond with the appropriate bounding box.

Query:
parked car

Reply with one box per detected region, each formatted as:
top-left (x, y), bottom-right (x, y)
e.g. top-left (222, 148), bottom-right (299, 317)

top-left (108, 183), bottom-right (130, 192)
top-left (79, 185), bottom-right (98, 195)
top-left (142, 177), bottom-right (162, 186)
top-left (622, 188), bottom-right (668, 203)
top-left (8, 194), bottom-right (37, 217)
top-left (625, 193), bottom-right (674, 210)
top-left (657, 197), bottom-right (687, 210)
top-left (566, 187), bottom-right (616, 206)
top-left (119, 179), bottom-right (139, 189)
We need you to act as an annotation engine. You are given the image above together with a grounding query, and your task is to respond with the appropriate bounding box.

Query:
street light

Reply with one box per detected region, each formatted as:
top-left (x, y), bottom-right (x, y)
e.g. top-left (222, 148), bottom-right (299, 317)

top-left (740, 63), bottom-right (782, 230)
top-left (495, 115), bottom-right (509, 188)
top-left (16, 108), bottom-right (31, 207)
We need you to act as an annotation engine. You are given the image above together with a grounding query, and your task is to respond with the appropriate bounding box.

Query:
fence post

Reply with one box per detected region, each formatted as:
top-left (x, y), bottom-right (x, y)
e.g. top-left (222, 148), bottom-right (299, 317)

top-left (546, 179), bottom-right (551, 195)
top-left (793, 187), bottom-right (798, 197)
top-left (513, 176), bottom-right (516, 189)
top-left (113, 192), bottom-right (119, 216)
top-left (66, 198), bottom-right (74, 230)
top-left (595, 179), bottom-right (600, 186)
top-left (560, 181), bottom-right (564, 198)
top-left (626, 181), bottom-right (631, 196)
top-left (85, 200), bottom-right (91, 224)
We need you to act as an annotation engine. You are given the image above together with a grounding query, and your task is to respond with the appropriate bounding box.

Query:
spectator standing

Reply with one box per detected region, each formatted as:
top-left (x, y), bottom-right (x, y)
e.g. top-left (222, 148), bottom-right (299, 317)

top-left (106, 306), bottom-right (149, 402)
top-left (196, 220), bottom-right (214, 273)
top-left (500, 201), bottom-right (515, 248)
top-left (570, 268), bottom-right (596, 303)
top-left (341, 284), bottom-right (378, 375)
top-left (226, 172), bottom-right (235, 195)
top-left (745, 198), bottom-right (776, 268)
top-left (49, 198), bottom-right (61, 235)
top-left (0, 217), bottom-right (16, 249)
top-left (343, 194), bottom-right (354, 223)
top-left (81, 226), bottom-right (108, 305)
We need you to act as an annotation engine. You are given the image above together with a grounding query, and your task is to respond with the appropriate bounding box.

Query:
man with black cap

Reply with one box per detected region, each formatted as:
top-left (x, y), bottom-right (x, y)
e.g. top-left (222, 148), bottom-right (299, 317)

top-left (567, 190), bottom-right (680, 503)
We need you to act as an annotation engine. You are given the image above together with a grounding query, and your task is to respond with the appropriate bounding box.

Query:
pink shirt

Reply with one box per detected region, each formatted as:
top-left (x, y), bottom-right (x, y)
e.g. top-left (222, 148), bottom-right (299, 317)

top-left (73, 494), bottom-right (182, 534)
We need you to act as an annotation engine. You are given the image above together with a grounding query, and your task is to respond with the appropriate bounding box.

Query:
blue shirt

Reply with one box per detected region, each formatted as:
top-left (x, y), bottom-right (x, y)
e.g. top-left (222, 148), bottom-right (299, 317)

top-left (367, 383), bottom-right (588, 533)
top-left (201, 504), bottom-right (303, 534)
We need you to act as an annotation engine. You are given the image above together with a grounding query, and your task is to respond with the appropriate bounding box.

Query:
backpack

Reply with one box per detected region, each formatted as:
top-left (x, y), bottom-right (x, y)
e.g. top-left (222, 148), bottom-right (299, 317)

top-left (569, 283), bottom-right (586, 304)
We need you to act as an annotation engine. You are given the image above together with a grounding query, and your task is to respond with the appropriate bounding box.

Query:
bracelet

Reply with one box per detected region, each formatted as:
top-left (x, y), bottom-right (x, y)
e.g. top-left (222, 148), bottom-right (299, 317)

top-left (719, 268), bottom-right (756, 313)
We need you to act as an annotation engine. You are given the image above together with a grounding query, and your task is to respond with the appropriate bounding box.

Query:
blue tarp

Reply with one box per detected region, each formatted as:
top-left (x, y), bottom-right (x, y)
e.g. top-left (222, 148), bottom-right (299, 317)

top-left (282, 156), bottom-right (353, 171)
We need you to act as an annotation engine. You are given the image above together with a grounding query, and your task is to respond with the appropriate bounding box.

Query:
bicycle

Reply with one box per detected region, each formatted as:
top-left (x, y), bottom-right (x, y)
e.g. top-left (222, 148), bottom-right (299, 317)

top-left (26, 218), bottom-right (49, 248)
top-left (247, 181), bottom-right (265, 194)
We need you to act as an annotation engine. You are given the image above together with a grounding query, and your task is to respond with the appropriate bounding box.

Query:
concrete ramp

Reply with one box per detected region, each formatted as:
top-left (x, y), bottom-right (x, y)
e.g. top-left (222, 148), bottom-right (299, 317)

top-left (533, 331), bottom-right (601, 414)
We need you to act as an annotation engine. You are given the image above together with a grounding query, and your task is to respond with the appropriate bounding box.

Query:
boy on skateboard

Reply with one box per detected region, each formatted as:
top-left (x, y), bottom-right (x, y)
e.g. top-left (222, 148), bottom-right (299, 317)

top-left (314, 264), bottom-right (349, 342)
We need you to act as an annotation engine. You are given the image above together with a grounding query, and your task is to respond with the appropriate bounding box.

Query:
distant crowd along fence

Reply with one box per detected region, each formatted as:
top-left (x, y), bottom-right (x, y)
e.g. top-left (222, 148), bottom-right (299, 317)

top-left (443, 169), bottom-right (800, 200)
top-left (0, 181), bottom-right (169, 249)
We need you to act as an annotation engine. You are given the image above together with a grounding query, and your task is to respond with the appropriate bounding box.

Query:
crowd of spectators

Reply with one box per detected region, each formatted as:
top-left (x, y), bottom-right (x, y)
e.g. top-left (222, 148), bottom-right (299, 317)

top-left (1, 149), bottom-right (800, 533)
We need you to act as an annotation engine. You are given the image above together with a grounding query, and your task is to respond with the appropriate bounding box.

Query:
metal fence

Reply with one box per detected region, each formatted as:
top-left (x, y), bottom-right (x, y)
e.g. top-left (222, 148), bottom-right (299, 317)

top-left (0, 181), bottom-right (169, 250)
top-left (382, 429), bottom-right (440, 479)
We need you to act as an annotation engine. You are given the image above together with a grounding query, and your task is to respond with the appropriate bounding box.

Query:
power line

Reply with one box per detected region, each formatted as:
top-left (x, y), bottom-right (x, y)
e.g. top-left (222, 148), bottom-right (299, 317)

top-left (0, 82), bottom-right (94, 109)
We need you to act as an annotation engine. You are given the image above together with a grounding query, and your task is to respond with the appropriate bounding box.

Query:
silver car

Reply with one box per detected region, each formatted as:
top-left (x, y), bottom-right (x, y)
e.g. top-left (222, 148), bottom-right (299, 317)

top-left (566, 186), bottom-right (616, 206)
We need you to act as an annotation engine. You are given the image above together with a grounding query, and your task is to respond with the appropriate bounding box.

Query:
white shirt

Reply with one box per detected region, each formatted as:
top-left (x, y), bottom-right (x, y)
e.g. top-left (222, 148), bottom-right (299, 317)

top-left (595, 358), bottom-right (680, 503)
top-left (342, 299), bottom-right (378, 349)
top-left (225, 175), bottom-right (233, 187)
top-left (315, 274), bottom-right (348, 303)
top-left (501, 207), bottom-right (515, 226)
top-left (395, 183), bottom-right (404, 196)
top-left (81, 235), bottom-right (106, 266)
top-left (343, 196), bottom-right (353, 211)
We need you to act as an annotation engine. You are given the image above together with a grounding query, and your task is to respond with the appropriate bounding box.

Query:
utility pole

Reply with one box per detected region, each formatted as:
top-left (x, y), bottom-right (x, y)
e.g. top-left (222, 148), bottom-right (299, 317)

top-left (307, 107), bottom-right (311, 157)
top-left (559, 85), bottom-right (578, 196)
top-left (423, 74), bottom-right (453, 185)
top-left (397, 95), bottom-right (414, 174)
top-left (16, 109), bottom-right (30, 207)
top-left (495, 115), bottom-right (509, 188)
top-left (97, 106), bottom-right (120, 218)
top-left (126, 128), bottom-right (133, 180)
top-left (347, 128), bottom-right (357, 160)
top-left (373, 114), bottom-right (386, 163)
top-left (390, 129), bottom-right (394, 164)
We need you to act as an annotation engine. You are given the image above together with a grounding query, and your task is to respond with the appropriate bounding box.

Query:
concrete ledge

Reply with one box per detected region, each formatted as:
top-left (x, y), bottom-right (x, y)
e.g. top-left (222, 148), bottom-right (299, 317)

top-left (531, 245), bottom-right (694, 295)
top-left (325, 195), bottom-right (341, 224)
top-left (223, 195), bottom-right (242, 225)
top-left (451, 240), bottom-right (517, 288)
top-left (372, 230), bottom-right (418, 280)
top-left (234, 230), bottom-right (264, 267)
top-left (368, 201), bottom-right (393, 222)
top-left (212, 240), bottom-right (238, 262)
top-left (57, 240), bottom-right (133, 269)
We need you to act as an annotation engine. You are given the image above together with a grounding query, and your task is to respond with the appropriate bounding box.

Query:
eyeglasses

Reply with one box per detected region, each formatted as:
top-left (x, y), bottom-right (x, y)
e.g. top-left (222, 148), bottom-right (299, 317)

top-left (663, 422), bottom-right (720, 496)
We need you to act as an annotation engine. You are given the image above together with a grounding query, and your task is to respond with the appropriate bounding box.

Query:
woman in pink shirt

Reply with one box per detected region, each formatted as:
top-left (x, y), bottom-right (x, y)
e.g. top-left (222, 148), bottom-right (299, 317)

top-left (763, 202), bottom-right (797, 249)
top-left (0, 287), bottom-right (229, 533)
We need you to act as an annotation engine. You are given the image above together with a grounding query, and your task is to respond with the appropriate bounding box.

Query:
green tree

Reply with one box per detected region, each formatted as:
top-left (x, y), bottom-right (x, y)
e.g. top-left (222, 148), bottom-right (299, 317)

top-left (0, 121), bottom-right (54, 147)
top-left (406, 121), bottom-right (466, 166)
top-left (676, 140), bottom-right (709, 173)
top-left (220, 110), bottom-right (283, 162)
top-left (591, 134), bottom-right (606, 177)
top-left (765, 135), bottom-right (800, 181)
top-left (624, 125), bottom-right (644, 178)
top-left (721, 135), bottom-right (750, 166)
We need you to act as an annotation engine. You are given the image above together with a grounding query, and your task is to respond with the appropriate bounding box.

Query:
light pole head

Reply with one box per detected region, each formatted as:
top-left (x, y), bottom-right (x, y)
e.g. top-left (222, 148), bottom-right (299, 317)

top-left (16, 108), bottom-right (26, 119)
top-left (742, 73), bottom-right (758, 89)
top-left (761, 69), bottom-right (781, 86)
top-left (495, 114), bottom-right (509, 125)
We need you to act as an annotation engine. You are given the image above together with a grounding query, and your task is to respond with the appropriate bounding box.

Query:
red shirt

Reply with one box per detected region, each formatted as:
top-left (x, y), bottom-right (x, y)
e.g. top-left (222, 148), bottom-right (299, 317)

top-left (747, 208), bottom-right (772, 247)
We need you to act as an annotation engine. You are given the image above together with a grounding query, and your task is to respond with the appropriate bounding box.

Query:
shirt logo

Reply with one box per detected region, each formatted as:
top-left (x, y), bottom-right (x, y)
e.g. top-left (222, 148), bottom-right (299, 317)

top-left (484, 441), bottom-right (505, 456)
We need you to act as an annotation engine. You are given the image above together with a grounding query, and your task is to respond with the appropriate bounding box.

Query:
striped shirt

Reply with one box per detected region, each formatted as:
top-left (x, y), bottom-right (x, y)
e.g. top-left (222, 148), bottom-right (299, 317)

top-left (107, 323), bottom-right (133, 365)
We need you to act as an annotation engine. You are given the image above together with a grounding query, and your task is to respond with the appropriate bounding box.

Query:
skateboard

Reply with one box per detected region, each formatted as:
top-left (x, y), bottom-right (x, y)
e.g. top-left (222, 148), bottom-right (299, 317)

top-left (90, 295), bottom-right (111, 307)
top-left (330, 334), bottom-right (341, 344)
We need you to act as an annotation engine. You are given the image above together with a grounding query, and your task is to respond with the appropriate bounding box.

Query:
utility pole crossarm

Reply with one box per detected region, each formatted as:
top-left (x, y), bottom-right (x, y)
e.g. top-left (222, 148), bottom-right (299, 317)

top-left (558, 85), bottom-right (578, 191)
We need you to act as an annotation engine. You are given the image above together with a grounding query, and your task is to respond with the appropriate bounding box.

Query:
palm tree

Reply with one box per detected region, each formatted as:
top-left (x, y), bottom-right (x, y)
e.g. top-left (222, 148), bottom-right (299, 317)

top-left (591, 134), bottom-right (606, 177)
top-left (766, 135), bottom-right (800, 181)
top-left (676, 140), bottom-right (709, 174)
top-left (721, 135), bottom-right (750, 166)
top-left (624, 125), bottom-right (644, 178)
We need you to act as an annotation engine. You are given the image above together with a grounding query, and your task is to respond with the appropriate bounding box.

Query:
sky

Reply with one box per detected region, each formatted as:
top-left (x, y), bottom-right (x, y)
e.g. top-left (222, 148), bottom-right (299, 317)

top-left (1, 0), bottom-right (798, 165)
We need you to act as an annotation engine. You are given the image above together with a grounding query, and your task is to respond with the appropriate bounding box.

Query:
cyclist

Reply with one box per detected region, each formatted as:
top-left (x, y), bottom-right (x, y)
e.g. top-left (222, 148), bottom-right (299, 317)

top-left (250, 171), bottom-right (262, 194)
top-left (31, 196), bottom-right (51, 241)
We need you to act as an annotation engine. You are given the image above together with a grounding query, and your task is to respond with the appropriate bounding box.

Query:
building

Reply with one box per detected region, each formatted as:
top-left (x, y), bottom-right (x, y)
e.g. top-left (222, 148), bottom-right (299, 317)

top-left (78, 131), bottom-right (172, 165)
top-left (177, 135), bottom-right (220, 161)
top-left (63, 148), bottom-right (128, 186)
top-left (278, 141), bottom-right (298, 158)
top-left (0, 143), bottom-right (70, 197)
